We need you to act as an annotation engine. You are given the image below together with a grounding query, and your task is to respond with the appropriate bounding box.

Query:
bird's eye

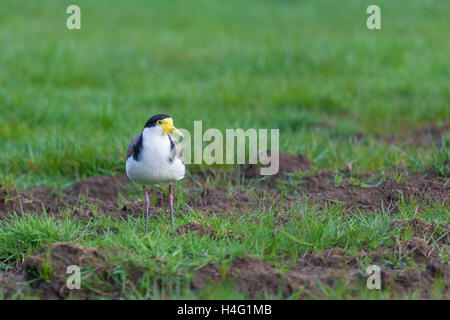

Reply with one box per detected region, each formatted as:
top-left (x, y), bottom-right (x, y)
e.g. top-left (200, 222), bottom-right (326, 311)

top-left (157, 120), bottom-right (162, 125)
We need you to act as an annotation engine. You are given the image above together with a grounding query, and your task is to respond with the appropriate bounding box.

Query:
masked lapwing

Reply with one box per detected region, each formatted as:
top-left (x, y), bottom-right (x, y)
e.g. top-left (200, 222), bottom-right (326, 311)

top-left (126, 114), bottom-right (184, 232)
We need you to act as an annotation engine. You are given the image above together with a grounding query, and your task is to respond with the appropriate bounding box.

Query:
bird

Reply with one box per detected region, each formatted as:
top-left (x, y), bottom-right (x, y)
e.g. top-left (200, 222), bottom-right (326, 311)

top-left (126, 114), bottom-right (185, 233)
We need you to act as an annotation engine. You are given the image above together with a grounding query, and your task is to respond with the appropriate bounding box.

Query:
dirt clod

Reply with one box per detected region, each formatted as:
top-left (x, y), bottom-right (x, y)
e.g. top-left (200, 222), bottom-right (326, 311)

top-left (192, 239), bottom-right (449, 298)
top-left (294, 171), bottom-right (448, 213)
top-left (65, 174), bottom-right (130, 204)
top-left (23, 242), bottom-right (107, 299)
top-left (244, 152), bottom-right (313, 179)
top-left (384, 123), bottom-right (450, 148)
top-left (389, 218), bottom-right (450, 245)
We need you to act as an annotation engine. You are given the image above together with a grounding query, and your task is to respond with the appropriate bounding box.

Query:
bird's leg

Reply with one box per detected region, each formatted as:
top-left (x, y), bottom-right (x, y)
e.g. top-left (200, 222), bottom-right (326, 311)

top-left (144, 186), bottom-right (150, 234)
top-left (169, 184), bottom-right (175, 231)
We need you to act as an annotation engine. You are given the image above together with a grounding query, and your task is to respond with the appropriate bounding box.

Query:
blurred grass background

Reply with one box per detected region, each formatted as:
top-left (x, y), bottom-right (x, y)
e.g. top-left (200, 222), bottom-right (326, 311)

top-left (0, 0), bottom-right (449, 187)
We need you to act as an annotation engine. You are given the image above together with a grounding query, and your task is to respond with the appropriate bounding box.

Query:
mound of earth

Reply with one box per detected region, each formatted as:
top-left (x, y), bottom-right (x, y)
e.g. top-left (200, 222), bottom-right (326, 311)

top-left (23, 242), bottom-right (109, 299)
top-left (65, 174), bottom-right (131, 204)
top-left (384, 123), bottom-right (449, 147)
top-left (0, 184), bottom-right (61, 217)
top-left (388, 218), bottom-right (450, 245)
top-left (0, 269), bottom-right (29, 298)
top-left (0, 174), bottom-right (133, 220)
top-left (191, 238), bottom-right (449, 298)
top-left (19, 242), bottom-right (145, 300)
top-left (293, 170), bottom-right (448, 213)
top-left (123, 180), bottom-right (263, 218)
top-left (244, 152), bottom-right (313, 179)
top-left (0, 173), bottom-right (262, 220)
top-left (1, 236), bottom-right (447, 299)
top-left (0, 152), bottom-right (447, 220)
top-left (191, 257), bottom-right (287, 297)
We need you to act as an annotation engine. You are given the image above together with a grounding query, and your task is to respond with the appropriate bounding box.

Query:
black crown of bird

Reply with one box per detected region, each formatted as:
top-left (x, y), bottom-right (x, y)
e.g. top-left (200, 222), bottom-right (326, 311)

top-left (126, 114), bottom-right (185, 233)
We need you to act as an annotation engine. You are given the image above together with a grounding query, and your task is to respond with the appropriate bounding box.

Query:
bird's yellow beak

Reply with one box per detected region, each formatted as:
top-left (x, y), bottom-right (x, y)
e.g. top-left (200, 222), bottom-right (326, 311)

top-left (161, 118), bottom-right (180, 136)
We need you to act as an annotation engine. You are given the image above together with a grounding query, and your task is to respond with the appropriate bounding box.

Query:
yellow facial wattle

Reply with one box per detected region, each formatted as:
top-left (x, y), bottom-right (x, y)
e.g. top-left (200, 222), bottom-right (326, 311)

top-left (160, 118), bottom-right (180, 136)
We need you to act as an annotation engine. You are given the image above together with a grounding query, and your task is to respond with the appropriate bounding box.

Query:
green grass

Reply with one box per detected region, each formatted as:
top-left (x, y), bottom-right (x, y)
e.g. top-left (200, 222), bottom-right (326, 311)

top-left (0, 0), bottom-right (449, 187)
top-left (0, 196), bottom-right (448, 299)
top-left (0, 0), bottom-right (449, 299)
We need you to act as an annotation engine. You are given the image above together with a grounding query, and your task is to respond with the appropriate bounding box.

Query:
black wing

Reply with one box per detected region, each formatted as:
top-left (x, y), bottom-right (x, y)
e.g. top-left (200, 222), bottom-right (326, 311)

top-left (127, 133), bottom-right (143, 161)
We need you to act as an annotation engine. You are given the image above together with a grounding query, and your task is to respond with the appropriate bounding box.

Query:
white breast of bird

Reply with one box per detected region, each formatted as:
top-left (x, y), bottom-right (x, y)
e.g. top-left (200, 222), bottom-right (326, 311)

top-left (126, 126), bottom-right (185, 185)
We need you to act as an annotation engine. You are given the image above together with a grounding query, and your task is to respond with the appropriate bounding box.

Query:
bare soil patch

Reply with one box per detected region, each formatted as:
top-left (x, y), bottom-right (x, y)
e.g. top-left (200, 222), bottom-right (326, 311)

top-left (388, 218), bottom-right (449, 245)
top-left (23, 242), bottom-right (110, 299)
top-left (243, 154), bottom-right (447, 213)
top-left (295, 170), bottom-right (448, 213)
top-left (0, 269), bottom-right (29, 298)
top-left (0, 174), bottom-right (262, 220)
top-left (1, 225), bottom-right (447, 299)
top-left (0, 152), bottom-right (447, 220)
top-left (244, 151), bottom-right (313, 180)
top-left (192, 238), bottom-right (449, 299)
top-left (183, 181), bottom-right (261, 215)
top-left (19, 242), bottom-right (143, 299)
top-left (384, 123), bottom-right (449, 147)
top-left (0, 174), bottom-right (131, 220)
top-left (65, 174), bottom-right (131, 205)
